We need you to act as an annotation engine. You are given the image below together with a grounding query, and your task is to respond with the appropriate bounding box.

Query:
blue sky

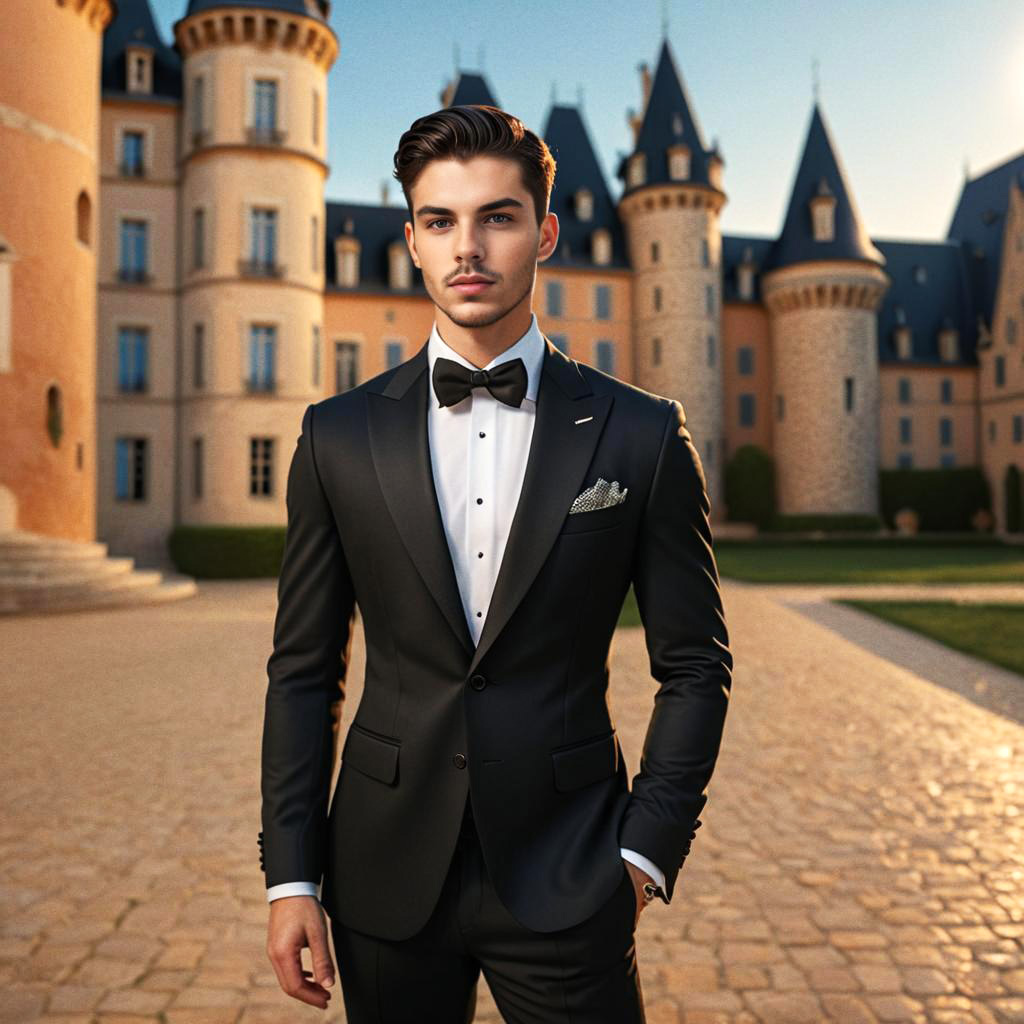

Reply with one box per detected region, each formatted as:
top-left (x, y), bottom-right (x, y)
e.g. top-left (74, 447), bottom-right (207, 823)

top-left (147, 0), bottom-right (1024, 242)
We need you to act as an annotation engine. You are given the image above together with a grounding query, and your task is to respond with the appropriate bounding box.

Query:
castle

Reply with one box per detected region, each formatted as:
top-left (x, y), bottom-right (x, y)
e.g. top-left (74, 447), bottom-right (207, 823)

top-left (1, 0), bottom-right (1022, 580)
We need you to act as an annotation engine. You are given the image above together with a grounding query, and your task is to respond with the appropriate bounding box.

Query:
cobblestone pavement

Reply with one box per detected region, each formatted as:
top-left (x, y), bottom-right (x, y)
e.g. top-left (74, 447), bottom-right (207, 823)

top-left (1, 578), bottom-right (1022, 1023)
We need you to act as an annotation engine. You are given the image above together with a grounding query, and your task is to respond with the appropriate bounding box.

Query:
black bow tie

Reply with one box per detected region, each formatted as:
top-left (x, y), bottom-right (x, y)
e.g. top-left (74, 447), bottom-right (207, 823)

top-left (432, 356), bottom-right (528, 409)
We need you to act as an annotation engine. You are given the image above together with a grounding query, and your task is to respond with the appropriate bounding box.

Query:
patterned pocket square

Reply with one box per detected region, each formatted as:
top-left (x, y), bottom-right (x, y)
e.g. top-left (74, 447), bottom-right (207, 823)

top-left (569, 477), bottom-right (629, 514)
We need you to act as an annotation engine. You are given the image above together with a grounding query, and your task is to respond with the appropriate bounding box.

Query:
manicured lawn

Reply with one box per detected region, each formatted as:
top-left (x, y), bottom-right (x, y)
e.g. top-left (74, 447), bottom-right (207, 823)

top-left (713, 542), bottom-right (1024, 584)
top-left (839, 600), bottom-right (1024, 677)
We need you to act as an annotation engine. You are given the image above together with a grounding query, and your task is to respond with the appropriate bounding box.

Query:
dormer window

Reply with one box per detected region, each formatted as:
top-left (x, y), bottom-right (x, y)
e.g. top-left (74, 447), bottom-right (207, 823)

top-left (893, 323), bottom-right (913, 359)
top-left (738, 249), bottom-right (755, 300)
top-left (627, 152), bottom-right (646, 189)
top-left (671, 112), bottom-right (684, 136)
top-left (388, 239), bottom-right (411, 290)
top-left (575, 188), bottom-right (593, 222)
top-left (125, 45), bottom-right (153, 95)
top-left (938, 320), bottom-right (959, 362)
top-left (913, 264), bottom-right (927, 285)
top-left (810, 178), bottom-right (836, 242)
top-left (591, 228), bottom-right (611, 266)
top-left (667, 144), bottom-right (690, 181)
top-left (335, 233), bottom-right (360, 287)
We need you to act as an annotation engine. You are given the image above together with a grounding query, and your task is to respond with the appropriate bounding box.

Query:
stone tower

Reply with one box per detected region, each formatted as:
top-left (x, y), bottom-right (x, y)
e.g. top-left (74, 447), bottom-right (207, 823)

top-left (761, 102), bottom-right (889, 517)
top-left (171, 0), bottom-right (338, 524)
top-left (615, 38), bottom-right (727, 510)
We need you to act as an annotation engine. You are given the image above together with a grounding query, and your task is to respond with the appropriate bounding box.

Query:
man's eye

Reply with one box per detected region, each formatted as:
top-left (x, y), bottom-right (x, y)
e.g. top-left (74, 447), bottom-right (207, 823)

top-left (426, 214), bottom-right (511, 230)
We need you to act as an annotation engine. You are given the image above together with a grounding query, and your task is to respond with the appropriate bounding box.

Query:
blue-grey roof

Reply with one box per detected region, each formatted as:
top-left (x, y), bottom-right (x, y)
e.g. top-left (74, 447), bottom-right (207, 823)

top-left (444, 71), bottom-right (498, 108)
top-left (616, 37), bottom-right (718, 196)
top-left (324, 201), bottom-right (426, 294)
top-left (874, 239), bottom-right (978, 365)
top-left (722, 234), bottom-right (773, 303)
top-left (763, 103), bottom-right (884, 273)
top-left (945, 151), bottom-right (1024, 328)
top-left (102, 0), bottom-right (181, 100)
top-left (183, 0), bottom-right (329, 21)
top-left (543, 104), bottom-right (629, 269)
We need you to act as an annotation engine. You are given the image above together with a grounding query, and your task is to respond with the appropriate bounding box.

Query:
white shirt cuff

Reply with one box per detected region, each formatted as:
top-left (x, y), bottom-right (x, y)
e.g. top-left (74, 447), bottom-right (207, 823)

top-left (620, 847), bottom-right (666, 891)
top-left (266, 880), bottom-right (321, 903)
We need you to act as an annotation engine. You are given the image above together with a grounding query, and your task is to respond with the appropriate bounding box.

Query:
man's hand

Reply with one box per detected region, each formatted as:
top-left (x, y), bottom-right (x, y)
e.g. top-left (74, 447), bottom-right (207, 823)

top-left (623, 859), bottom-right (653, 929)
top-left (266, 895), bottom-right (335, 1009)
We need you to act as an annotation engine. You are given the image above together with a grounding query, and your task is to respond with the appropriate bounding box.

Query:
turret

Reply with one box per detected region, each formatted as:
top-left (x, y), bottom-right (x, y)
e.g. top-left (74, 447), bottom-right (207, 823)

top-left (761, 102), bottom-right (889, 517)
top-left (615, 38), bottom-right (727, 510)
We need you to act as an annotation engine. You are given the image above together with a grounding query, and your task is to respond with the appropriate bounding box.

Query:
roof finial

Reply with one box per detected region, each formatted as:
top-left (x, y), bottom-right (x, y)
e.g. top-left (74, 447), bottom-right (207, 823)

top-left (812, 57), bottom-right (820, 102)
top-left (661, 0), bottom-right (669, 36)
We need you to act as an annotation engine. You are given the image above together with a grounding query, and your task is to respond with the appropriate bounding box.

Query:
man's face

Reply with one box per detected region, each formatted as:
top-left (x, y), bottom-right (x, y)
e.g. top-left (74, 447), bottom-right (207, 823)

top-left (404, 154), bottom-right (558, 330)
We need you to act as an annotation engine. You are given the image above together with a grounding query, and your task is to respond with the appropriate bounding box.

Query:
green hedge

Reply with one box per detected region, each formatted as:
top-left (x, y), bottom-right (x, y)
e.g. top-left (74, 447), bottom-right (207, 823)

top-left (168, 524), bottom-right (285, 578)
top-left (1006, 464), bottom-right (1022, 533)
top-left (879, 467), bottom-right (990, 532)
top-left (724, 445), bottom-right (775, 528)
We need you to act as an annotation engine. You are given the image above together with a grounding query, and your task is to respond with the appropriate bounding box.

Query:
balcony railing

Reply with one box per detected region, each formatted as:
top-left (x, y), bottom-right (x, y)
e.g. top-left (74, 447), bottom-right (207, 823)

top-left (238, 259), bottom-right (285, 279)
top-left (118, 162), bottom-right (146, 178)
top-left (243, 378), bottom-right (277, 394)
top-left (245, 125), bottom-right (286, 146)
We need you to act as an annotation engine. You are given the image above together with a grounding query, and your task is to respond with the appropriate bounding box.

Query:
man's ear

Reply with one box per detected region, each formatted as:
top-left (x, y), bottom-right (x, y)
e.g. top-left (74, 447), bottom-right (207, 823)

top-left (404, 221), bottom-right (420, 268)
top-left (537, 211), bottom-right (559, 264)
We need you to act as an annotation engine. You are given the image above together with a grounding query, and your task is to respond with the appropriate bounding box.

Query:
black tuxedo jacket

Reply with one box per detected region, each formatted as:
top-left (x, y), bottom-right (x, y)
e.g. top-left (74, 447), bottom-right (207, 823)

top-left (259, 333), bottom-right (733, 941)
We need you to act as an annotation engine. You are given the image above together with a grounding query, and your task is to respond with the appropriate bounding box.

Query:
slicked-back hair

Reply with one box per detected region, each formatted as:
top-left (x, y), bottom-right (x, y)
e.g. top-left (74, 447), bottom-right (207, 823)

top-left (393, 104), bottom-right (557, 229)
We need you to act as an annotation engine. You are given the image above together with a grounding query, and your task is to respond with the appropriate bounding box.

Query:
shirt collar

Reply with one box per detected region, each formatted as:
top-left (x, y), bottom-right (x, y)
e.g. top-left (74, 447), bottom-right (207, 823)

top-left (427, 312), bottom-right (545, 407)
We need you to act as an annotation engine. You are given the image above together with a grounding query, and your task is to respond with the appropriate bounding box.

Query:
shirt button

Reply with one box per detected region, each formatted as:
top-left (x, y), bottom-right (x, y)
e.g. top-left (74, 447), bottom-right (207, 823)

top-left (479, 431), bottom-right (486, 438)
top-left (476, 498), bottom-right (483, 504)
top-left (453, 753), bottom-right (467, 769)
top-left (476, 611), bottom-right (482, 617)
top-left (478, 551), bottom-right (483, 558)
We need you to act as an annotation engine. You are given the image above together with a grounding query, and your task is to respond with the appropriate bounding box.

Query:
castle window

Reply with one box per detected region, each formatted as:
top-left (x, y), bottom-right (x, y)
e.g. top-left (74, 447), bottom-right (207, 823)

top-left (844, 376), bottom-right (854, 412)
top-left (940, 452), bottom-right (956, 468)
top-left (386, 340), bottom-right (404, 368)
top-left (388, 240), bottom-right (411, 289)
top-left (810, 180), bottom-right (836, 242)
top-left (591, 229), bottom-right (611, 265)
top-left (652, 336), bottom-right (661, 366)
top-left (248, 77), bottom-right (283, 144)
top-left (191, 75), bottom-right (206, 143)
top-left (738, 345), bottom-right (754, 375)
top-left (335, 340), bottom-right (359, 392)
top-left (115, 437), bottom-right (148, 500)
top-left (248, 325), bottom-right (276, 393)
top-left (701, 237), bottom-right (710, 268)
top-left (193, 208), bottom-right (205, 270)
top-left (547, 333), bottom-right (569, 353)
top-left (898, 452), bottom-right (913, 469)
top-left (940, 378), bottom-right (952, 404)
top-left (650, 240), bottom-right (659, 263)
top-left (899, 417), bottom-right (912, 444)
top-left (738, 264), bottom-right (754, 300)
top-left (594, 284), bottom-right (611, 320)
top-left (594, 340), bottom-right (614, 373)
top-left (893, 325), bottom-right (913, 359)
top-left (117, 326), bottom-right (149, 393)
top-left (575, 188), bottom-right (593, 221)
top-left (192, 437), bottom-right (203, 500)
top-left (776, 394), bottom-right (785, 421)
top-left (125, 46), bottom-right (153, 95)
top-left (1013, 414), bottom-right (1023, 443)
top-left (705, 283), bottom-right (714, 316)
top-left (938, 325), bottom-right (959, 361)
top-left (546, 279), bottom-right (564, 317)
top-left (77, 191), bottom-right (92, 246)
top-left (312, 324), bottom-right (321, 388)
top-left (120, 130), bottom-right (145, 177)
top-left (250, 437), bottom-right (275, 497)
top-left (707, 333), bottom-right (715, 366)
top-left (667, 144), bottom-right (690, 181)
top-left (898, 377), bottom-right (911, 403)
top-left (340, 245), bottom-right (359, 287)
top-left (995, 354), bottom-right (1006, 388)
top-left (939, 418), bottom-right (953, 447)
top-left (738, 393), bottom-right (756, 427)
top-left (989, 419), bottom-right (997, 442)
top-left (246, 208), bottom-right (277, 274)
top-left (193, 323), bottom-right (205, 389)
top-left (653, 285), bottom-right (662, 312)
top-left (118, 218), bottom-right (148, 281)
top-left (627, 152), bottom-right (646, 188)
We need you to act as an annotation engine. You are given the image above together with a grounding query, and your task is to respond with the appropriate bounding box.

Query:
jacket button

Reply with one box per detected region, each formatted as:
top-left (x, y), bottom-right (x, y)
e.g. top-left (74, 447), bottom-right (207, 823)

top-left (469, 674), bottom-right (487, 691)
top-left (453, 753), bottom-right (467, 769)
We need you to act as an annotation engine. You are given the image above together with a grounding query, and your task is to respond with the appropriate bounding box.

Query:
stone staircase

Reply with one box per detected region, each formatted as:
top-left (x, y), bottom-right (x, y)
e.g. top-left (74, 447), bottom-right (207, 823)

top-left (0, 530), bottom-right (197, 615)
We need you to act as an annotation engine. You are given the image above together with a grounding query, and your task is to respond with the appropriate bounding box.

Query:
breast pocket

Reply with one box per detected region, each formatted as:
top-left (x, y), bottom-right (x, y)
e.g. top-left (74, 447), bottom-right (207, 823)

top-left (558, 501), bottom-right (629, 536)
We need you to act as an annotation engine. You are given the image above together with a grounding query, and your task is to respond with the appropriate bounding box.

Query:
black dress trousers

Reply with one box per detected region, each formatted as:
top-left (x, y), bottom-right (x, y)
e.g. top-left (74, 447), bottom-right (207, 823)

top-left (329, 797), bottom-right (647, 1023)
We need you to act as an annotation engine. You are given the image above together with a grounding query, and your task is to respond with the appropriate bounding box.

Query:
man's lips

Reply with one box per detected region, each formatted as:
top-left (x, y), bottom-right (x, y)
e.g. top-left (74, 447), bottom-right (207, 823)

top-left (450, 278), bottom-right (494, 294)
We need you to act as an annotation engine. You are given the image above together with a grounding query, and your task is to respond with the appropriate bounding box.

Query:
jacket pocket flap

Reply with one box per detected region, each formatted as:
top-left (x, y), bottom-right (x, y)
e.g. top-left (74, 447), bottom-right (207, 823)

top-left (342, 724), bottom-right (399, 785)
top-left (551, 729), bottom-right (619, 791)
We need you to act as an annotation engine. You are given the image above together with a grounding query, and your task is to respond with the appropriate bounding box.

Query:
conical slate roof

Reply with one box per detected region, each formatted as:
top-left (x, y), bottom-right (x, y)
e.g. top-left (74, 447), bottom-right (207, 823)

top-left (444, 71), bottom-right (499, 108)
top-left (617, 37), bottom-right (718, 194)
top-left (102, 0), bottom-right (182, 99)
top-left (763, 102), bottom-right (884, 272)
top-left (542, 103), bottom-right (628, 267)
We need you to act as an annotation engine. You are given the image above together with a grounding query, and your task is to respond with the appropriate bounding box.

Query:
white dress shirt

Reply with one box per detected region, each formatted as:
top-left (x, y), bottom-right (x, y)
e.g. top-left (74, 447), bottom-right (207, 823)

top-left (267, 312), bottom-right (665, 903)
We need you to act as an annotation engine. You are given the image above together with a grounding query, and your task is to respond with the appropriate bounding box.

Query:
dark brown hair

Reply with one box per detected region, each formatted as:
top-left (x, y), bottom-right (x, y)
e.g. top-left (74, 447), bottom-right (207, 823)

top-left (393, 105), bottom-right (557, 229)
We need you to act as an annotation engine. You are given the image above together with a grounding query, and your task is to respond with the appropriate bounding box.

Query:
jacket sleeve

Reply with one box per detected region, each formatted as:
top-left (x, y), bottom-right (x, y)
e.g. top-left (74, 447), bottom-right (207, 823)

top-left (618, 398), bottom-right (733, 903)
top-left (259, 401), bottom-right (358, 890)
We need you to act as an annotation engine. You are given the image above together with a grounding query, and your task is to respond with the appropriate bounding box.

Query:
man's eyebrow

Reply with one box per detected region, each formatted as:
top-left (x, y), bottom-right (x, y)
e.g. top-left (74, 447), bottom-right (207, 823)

top-left (414, 197), bottom-right (525, 219)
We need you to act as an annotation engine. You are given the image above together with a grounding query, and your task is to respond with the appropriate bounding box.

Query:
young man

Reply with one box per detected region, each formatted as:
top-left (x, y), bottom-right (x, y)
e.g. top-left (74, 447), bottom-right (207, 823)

top-left (260, 104), bottom-right (733, 1022)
